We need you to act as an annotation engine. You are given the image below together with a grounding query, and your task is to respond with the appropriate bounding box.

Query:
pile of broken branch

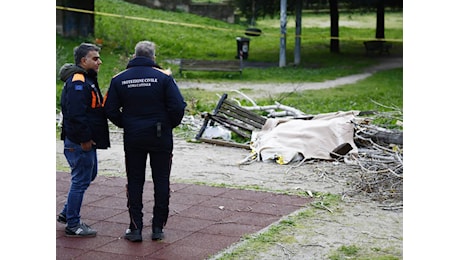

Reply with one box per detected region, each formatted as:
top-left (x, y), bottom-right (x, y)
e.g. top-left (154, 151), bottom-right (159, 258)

top-left (244, 97), bottom-right (403, 207)
top-left (191, 92), bottom-right (403, 208)
top-left (345, 108), bottom-right (403, 209)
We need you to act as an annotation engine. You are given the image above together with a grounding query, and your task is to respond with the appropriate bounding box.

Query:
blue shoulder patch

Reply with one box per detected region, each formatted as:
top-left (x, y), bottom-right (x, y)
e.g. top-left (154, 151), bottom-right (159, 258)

top-left (75, 85), bottom-right (83, 91)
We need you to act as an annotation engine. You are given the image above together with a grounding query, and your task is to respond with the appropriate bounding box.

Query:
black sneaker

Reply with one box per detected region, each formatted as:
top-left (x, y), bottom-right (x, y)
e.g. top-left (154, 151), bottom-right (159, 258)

top-left (151, 227), bottom-right (164, 240)
top-left (124, 228), bottom-right (142, 242)
top-left (57, 213), bottom-right (67, 224)
top-left (65, 222), bottom-right (97, 237)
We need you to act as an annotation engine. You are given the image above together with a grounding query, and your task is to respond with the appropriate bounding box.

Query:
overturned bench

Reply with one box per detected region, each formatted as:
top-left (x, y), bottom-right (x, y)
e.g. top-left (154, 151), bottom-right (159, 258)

top-left (179, 58), bottom-right (243, 77)
top-left (195, 93), bottom-right (267, 149)
top-left (363, 40), bottom-right (392, 55)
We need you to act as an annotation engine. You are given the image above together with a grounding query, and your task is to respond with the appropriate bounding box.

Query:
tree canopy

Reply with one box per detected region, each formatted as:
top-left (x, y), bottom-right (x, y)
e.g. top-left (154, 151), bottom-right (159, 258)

top-left (233, 0), bottom-right (403, 25)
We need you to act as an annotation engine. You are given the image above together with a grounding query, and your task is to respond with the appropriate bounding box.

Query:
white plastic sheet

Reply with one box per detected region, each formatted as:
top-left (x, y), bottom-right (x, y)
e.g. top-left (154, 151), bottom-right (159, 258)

top-left (250, 111), bottom-right (360, 164)
top-left (202, 125), bottom-right (232, 141)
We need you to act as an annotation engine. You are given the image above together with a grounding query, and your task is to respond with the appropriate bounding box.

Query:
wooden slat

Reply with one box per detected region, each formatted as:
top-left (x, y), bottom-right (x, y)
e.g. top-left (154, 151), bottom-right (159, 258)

top-left (209, 115), bottom-right (252, 138)
top-left (195, 93), bottom-right (267, 146)
top-left (221, 102), bottom-right (266, 128)
top-left (198, 137), bottom-right (251, 150)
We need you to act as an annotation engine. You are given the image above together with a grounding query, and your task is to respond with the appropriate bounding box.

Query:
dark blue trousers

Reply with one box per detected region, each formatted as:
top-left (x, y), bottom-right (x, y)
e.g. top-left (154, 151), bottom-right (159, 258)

top-left (124, 149), bottom-right (172, 231)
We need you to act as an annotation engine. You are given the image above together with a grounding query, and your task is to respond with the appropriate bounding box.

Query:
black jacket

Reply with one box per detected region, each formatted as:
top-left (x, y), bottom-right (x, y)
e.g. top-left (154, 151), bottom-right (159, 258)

top-left (59, 64), bottom-right (110, 149)
top-left (104, 57), bottom-right (186, 151)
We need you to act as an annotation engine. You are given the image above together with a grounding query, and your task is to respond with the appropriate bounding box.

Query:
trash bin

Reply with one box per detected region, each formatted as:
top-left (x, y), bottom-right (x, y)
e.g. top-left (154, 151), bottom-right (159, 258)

top-left (235, 37), bottom-right (250, 60)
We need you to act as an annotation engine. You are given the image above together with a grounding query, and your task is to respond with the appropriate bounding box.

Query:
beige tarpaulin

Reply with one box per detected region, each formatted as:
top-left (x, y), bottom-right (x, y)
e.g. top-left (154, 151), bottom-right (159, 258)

top-left (249, 111), bottom-right (360, 164)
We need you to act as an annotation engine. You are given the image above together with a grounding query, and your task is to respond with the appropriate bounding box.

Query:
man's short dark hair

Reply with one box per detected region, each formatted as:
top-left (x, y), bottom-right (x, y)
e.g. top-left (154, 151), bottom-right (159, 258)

top-left (74, 43), bottom-right (100, 65)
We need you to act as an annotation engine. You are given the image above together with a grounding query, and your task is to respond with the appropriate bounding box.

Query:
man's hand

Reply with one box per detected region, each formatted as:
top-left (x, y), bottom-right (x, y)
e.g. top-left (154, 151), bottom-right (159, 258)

top-left (81, 140), bottom-right (96, 151)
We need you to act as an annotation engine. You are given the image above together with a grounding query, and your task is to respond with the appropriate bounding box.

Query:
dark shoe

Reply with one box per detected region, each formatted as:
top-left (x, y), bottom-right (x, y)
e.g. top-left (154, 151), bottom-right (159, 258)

top-left (65, 222), bottom-right (97, 237)
top-left (57, 213), bottom-right (67, 224)
top-left (124, 228), bottom-right (142, 242)
top-left (151, 227), bottom-right (164, 240)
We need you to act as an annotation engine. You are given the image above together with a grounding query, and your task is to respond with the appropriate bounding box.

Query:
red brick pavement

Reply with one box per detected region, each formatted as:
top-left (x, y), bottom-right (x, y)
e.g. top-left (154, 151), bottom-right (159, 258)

top-left (56, 171), bottom-right (311, 259)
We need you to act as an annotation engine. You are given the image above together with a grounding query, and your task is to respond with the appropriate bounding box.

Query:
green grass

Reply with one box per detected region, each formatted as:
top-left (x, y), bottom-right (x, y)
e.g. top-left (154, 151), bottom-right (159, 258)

top-left (215, 191), bottom-right (400, 260)
top-left (174, 67), bottom-right (402, 140)
top-left (268, 68), bottom-right (403, 113)
top-left (56, 0), bottom-right (403, 127)
top-left (328, 244), bottom-right (401, 260)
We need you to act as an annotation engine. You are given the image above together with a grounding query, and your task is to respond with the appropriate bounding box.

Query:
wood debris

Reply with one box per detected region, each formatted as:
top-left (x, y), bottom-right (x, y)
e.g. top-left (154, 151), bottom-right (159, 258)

top-left (342, 110), bottom-right (403, 207)
top-left (186, 93), bottom-right (403, 208)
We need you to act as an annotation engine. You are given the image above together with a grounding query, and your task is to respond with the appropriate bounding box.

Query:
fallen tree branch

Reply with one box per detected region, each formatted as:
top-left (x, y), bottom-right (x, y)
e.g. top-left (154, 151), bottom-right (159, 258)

top-left (242, 102), bottom-right (308, 118)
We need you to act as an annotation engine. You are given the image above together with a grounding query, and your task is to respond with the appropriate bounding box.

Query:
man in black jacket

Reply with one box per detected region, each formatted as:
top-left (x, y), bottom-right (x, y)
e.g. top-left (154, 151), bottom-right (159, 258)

top-left (58, 43), bottom-right (110, 237)
top-left (105, 40), bottom-right (186, 242)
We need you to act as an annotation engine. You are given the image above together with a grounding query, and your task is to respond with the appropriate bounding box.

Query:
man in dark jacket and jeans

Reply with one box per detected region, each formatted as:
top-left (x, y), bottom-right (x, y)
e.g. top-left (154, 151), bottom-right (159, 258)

top-left (105, 40), bottom-right (186, 242)
top-left (57, 43), bottom-right (110, 237)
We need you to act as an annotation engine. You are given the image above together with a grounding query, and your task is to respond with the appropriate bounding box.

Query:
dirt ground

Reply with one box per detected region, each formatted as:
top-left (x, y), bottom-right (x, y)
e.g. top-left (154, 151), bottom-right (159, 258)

top-left (55, 57), bottom-right (403, 259)
top-left (56, 133), bottom-right (402, 259)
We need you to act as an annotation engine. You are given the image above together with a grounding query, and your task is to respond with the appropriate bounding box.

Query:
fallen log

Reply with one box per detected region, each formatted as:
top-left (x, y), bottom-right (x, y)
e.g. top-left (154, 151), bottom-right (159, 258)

top-left (366, 130), bottom-right (403, 146)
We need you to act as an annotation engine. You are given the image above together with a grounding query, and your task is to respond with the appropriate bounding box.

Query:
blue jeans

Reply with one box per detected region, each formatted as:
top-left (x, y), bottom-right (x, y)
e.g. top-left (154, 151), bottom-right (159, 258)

top-left (60, 137), bottom-right (97, 227)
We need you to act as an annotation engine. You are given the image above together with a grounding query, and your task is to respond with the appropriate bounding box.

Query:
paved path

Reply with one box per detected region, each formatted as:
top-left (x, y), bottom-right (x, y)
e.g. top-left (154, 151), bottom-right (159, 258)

top-left (56, 171), bottom-right (310, 259)
top-left (176, 57), bottom-right (402, 96)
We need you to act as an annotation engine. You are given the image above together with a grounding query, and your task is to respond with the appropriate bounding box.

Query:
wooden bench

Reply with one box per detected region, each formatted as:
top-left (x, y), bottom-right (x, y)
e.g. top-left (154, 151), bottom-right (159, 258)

top-left (195, 93), bottom-right (267, 149)
top-left (363, 40), bottom-right (392, 55)
top-left (179, 58), bottom-right (243, 77)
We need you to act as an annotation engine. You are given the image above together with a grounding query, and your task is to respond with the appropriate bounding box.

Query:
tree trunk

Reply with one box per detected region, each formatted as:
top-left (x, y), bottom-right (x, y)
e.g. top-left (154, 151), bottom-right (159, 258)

top-left (357, 130), bottom-right (403, 146)
top-left (375, 0), bottom-right (385, 39)
top-left (62, 0), bottom-right (95, 38)
top-left (294, 0), bottom-right (302, 65)
top-left (329, 0), bottom-right (339, 53)
top-left (279, 0), bottom-right (287, 67)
